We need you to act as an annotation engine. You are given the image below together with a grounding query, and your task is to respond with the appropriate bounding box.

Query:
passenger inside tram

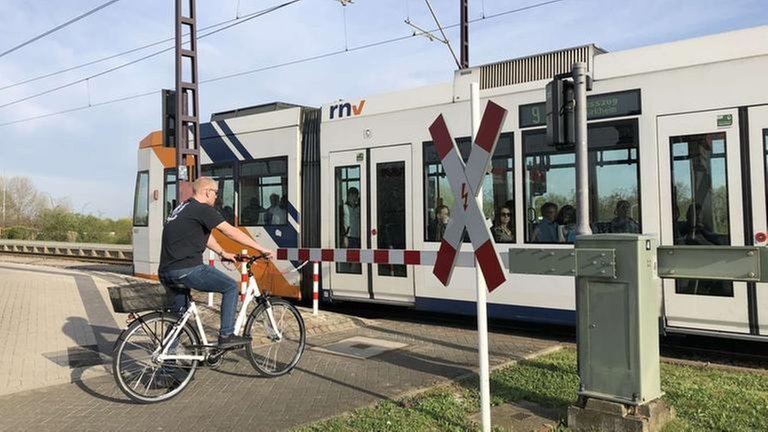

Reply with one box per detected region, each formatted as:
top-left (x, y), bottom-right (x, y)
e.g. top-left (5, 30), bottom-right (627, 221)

top-left (609, 200), bottom-right (640, 233)
top-left (265, 193), bottom-right (287, 225)
top-left (556, 205), bottom-right (577, 243)
top-left (342, 187), bottom-right (361, 248)
top-left (491, 205), bottom-right (514, 243)
top-left (429, 205), bottom-right (450, 241)
top-left (241, 197), bottom-right (265, 225)
top-left (531, 202), bottom-right (559, 242)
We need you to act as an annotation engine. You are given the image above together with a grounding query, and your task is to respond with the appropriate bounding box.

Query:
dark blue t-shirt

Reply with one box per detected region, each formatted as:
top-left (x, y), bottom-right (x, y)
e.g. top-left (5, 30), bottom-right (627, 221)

top-left (158, 198), bottom-right (225, 272)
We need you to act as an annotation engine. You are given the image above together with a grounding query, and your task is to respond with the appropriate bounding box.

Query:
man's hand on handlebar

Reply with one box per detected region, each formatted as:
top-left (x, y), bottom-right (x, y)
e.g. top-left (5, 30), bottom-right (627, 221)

top-left (220, 251), bottom-right (238, 262)
top-left (258, 249), bottom-right (274, 259)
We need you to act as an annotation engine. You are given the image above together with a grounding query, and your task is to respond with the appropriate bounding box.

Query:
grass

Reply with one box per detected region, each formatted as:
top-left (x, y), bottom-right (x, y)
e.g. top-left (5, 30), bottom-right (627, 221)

top-left (295, 348), bottom-right (768, 431)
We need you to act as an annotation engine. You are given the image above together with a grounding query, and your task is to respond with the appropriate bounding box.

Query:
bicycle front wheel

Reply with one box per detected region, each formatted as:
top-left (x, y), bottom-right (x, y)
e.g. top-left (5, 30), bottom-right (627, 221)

top-left (245, 298), bottom-right (306, 376)
top-left (112, 312), bottom-right (200, 403)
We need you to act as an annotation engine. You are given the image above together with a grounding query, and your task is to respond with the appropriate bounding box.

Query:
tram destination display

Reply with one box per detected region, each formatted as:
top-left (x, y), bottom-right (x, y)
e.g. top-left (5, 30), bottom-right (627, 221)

top-left (520, 89), bottom-right (641, 128)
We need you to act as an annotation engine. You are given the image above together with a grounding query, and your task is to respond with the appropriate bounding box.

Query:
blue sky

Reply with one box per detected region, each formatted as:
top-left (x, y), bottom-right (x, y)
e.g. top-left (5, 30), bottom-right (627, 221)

top-left (0, 0), bottom-right (766, 218)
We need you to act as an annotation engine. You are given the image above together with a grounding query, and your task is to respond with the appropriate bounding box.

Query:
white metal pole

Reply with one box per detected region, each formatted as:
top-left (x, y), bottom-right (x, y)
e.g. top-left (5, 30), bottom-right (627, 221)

top-left (572, 63), bottom-right (592, 236)
top-left (471, 82), bottom-right (491, 432)
top-left (208, 250), bottom-right (215, 307)
top-left (312, 261), bottom-right (319, 315)
top-left (240, 249), bottom-right (248, 302)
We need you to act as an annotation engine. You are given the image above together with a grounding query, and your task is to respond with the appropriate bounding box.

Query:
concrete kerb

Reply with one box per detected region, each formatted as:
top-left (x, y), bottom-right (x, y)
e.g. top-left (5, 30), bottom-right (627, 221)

top-left (290, 343), bottom-right (565, 430)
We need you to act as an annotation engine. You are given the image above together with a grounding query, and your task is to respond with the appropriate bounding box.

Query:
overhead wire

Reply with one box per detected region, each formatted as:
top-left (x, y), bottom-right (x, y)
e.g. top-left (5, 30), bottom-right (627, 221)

top-left (0, 0), bottom-right (122, 59)
top-left (0, 5), bottom-right (298, 93)
top-left (0, 0), bottom-right (301, 110)
top-left (0, 0), bottom-right (567, 128)
top-left (205, 0), bottom-right (566, 84)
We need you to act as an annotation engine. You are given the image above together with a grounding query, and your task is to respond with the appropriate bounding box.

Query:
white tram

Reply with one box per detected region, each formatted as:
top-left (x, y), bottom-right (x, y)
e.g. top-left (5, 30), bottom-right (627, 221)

top-left (132, 25), bottom-right (768, 340)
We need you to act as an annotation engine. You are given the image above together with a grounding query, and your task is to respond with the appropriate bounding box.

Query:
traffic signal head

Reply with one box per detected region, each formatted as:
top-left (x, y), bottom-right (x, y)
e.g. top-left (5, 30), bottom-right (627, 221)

top-left (545, 78), bottom-right (574, 148)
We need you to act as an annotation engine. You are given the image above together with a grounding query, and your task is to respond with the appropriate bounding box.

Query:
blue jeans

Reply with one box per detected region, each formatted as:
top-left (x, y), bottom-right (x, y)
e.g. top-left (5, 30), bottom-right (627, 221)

top-left (159, 265), bottom-right (239, 337)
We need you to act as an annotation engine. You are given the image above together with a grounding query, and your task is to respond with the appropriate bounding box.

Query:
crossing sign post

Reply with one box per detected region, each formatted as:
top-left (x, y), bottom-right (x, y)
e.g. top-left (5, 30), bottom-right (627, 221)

top-left (428, 85), bottom-right (508, 432)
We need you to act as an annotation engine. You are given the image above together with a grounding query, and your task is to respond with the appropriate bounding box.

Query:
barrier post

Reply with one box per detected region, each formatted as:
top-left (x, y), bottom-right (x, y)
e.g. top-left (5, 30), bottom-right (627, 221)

top-left (312, 261), bottom-right (319, 315)
top-left (208, 250), bottom-right (215, 307)
top-left (240, 248), bottom-right (248, 302)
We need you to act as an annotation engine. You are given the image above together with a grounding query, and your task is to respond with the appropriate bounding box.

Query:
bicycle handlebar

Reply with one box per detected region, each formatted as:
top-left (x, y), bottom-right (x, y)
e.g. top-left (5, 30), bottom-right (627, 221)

top-left (232, 253), bottom-right (270, 266)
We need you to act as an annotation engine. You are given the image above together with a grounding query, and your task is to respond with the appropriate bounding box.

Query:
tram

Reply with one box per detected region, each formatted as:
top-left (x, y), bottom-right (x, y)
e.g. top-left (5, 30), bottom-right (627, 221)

top-left (132, 25), bottom-right (768, 340)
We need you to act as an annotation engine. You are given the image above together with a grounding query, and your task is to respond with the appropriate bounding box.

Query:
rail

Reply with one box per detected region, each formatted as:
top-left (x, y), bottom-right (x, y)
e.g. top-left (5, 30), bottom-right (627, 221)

top-left (0, 239), bottom-right (132, 263)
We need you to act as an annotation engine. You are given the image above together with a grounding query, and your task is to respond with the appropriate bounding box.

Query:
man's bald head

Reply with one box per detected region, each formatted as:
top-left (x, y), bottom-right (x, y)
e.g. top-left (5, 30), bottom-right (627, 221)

top-left (192, 177), bottom-right (219, 206)
top-left (192, 177), bottom-right (217, 193)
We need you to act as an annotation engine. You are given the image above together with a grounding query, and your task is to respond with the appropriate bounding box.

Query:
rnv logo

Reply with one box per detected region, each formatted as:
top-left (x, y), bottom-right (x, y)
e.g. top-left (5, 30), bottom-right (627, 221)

top-left (329, 99), bottom-right (366, 119)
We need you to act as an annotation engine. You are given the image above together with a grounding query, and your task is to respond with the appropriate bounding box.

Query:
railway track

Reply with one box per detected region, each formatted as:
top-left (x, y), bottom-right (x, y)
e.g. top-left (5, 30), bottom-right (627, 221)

top-left (0, 240), bottom-right (132, 264)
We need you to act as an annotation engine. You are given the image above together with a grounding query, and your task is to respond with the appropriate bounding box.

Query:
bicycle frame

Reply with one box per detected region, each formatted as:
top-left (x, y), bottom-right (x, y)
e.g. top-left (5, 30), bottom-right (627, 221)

top-left (154, 267), bottom-right (282, 363)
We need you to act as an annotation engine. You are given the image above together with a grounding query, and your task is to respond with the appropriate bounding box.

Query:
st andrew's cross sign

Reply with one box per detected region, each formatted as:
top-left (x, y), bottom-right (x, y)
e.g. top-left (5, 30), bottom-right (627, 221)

top-left (428, 101), bottom-right (508, 291)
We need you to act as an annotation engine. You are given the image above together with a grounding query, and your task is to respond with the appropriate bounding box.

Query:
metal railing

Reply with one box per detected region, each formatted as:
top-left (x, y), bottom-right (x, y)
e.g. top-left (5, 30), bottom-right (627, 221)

top-left (0, 239), bottom-right (132, 263)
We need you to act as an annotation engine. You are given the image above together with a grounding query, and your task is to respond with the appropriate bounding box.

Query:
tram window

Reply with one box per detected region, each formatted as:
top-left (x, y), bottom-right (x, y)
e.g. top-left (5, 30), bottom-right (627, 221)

top-left (132, 171), bottom-right (149, 227)
top-left (670, 132), bottom-right (733, 297)
top-left (423, 133), bottom-right (514, 243)
top-left (377, 161), bottom-right (407, 277)
top-left (202, 164), bottom-right (235, 225)
top-left (163, 169), bottom-right (176, 220)
top-left (239, 157), bottom-right (288, 226)
top-left (523, 119), bottom-right (641, 244)
top-left (336, 165), bottom-right (362, 274)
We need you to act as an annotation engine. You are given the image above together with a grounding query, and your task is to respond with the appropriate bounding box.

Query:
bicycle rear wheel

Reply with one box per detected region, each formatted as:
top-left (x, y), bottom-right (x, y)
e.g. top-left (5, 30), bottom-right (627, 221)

top-left (245, 298), bottom-right (306, 376)
top-left (112, 312), bottom-right (200, 403)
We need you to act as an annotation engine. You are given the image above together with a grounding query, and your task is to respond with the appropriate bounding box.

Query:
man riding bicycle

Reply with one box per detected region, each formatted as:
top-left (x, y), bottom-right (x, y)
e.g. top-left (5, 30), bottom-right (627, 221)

top-left (158, 177), bottom-right (274, 348)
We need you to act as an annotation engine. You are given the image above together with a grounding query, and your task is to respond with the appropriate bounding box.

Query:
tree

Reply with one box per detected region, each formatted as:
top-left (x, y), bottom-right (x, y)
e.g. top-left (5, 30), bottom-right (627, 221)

top-left (3, 177), bottom-right (47, 226)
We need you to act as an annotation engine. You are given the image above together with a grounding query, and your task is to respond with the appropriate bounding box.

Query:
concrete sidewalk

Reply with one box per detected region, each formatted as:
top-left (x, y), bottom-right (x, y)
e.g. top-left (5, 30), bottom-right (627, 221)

top-left (0, 259), bottom-right (358, 398)
top-left (0, 262), bottom-right (123, 396)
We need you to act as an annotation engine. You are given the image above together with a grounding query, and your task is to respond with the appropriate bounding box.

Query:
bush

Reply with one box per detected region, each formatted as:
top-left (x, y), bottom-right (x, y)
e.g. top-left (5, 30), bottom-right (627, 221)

top-left (1, 226), bottom-right (38, 240)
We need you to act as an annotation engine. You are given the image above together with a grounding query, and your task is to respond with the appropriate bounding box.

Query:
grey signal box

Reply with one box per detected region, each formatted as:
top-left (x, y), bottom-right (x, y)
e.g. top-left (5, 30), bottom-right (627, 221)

top-left (575, 234), bottom-right (662, 405)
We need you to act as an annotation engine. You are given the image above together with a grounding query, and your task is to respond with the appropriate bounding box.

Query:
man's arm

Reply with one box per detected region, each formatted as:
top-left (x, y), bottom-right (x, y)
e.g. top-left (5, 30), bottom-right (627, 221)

top-left (215, 222), bottom-right (274, 257)
top-left (206, 235), bottom-right (237, 261)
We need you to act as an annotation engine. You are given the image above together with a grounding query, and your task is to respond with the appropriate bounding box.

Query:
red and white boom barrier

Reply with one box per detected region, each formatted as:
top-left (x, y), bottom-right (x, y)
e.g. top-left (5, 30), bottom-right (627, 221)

top-left (276, 248), bottom-right (483, 267)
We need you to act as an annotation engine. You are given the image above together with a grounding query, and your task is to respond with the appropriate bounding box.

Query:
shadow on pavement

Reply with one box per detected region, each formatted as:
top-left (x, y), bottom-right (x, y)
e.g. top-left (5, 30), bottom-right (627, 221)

top-left (61, 317), bottom-right (132, 404)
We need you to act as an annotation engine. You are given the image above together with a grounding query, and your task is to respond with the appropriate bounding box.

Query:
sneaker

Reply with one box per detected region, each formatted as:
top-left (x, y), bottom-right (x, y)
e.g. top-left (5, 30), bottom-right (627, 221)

top-left (217, 334), bottom-right (251, 349)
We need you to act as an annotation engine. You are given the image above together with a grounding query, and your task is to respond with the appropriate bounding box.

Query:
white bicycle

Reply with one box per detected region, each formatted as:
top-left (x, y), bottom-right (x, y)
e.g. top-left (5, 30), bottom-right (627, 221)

top-left (111, 254), bottom-right (306, 403)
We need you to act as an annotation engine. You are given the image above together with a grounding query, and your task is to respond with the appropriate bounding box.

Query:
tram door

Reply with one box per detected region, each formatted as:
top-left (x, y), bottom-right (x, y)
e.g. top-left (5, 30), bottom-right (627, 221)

top-left (328, 145), bottom-right (415, 303)
top-left (369, 145), bottom-right (414, 302)
top-left (329, 150), bottom-right (369, 300)
top-left (749, 105), bottom-right (768, 334)
top-left (658, 109), bottom-right (749, 333)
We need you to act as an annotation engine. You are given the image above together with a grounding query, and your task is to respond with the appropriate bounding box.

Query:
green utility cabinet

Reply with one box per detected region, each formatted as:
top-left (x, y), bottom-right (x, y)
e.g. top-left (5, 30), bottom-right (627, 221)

top-left (576, 234), bottom-right (662, 405)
